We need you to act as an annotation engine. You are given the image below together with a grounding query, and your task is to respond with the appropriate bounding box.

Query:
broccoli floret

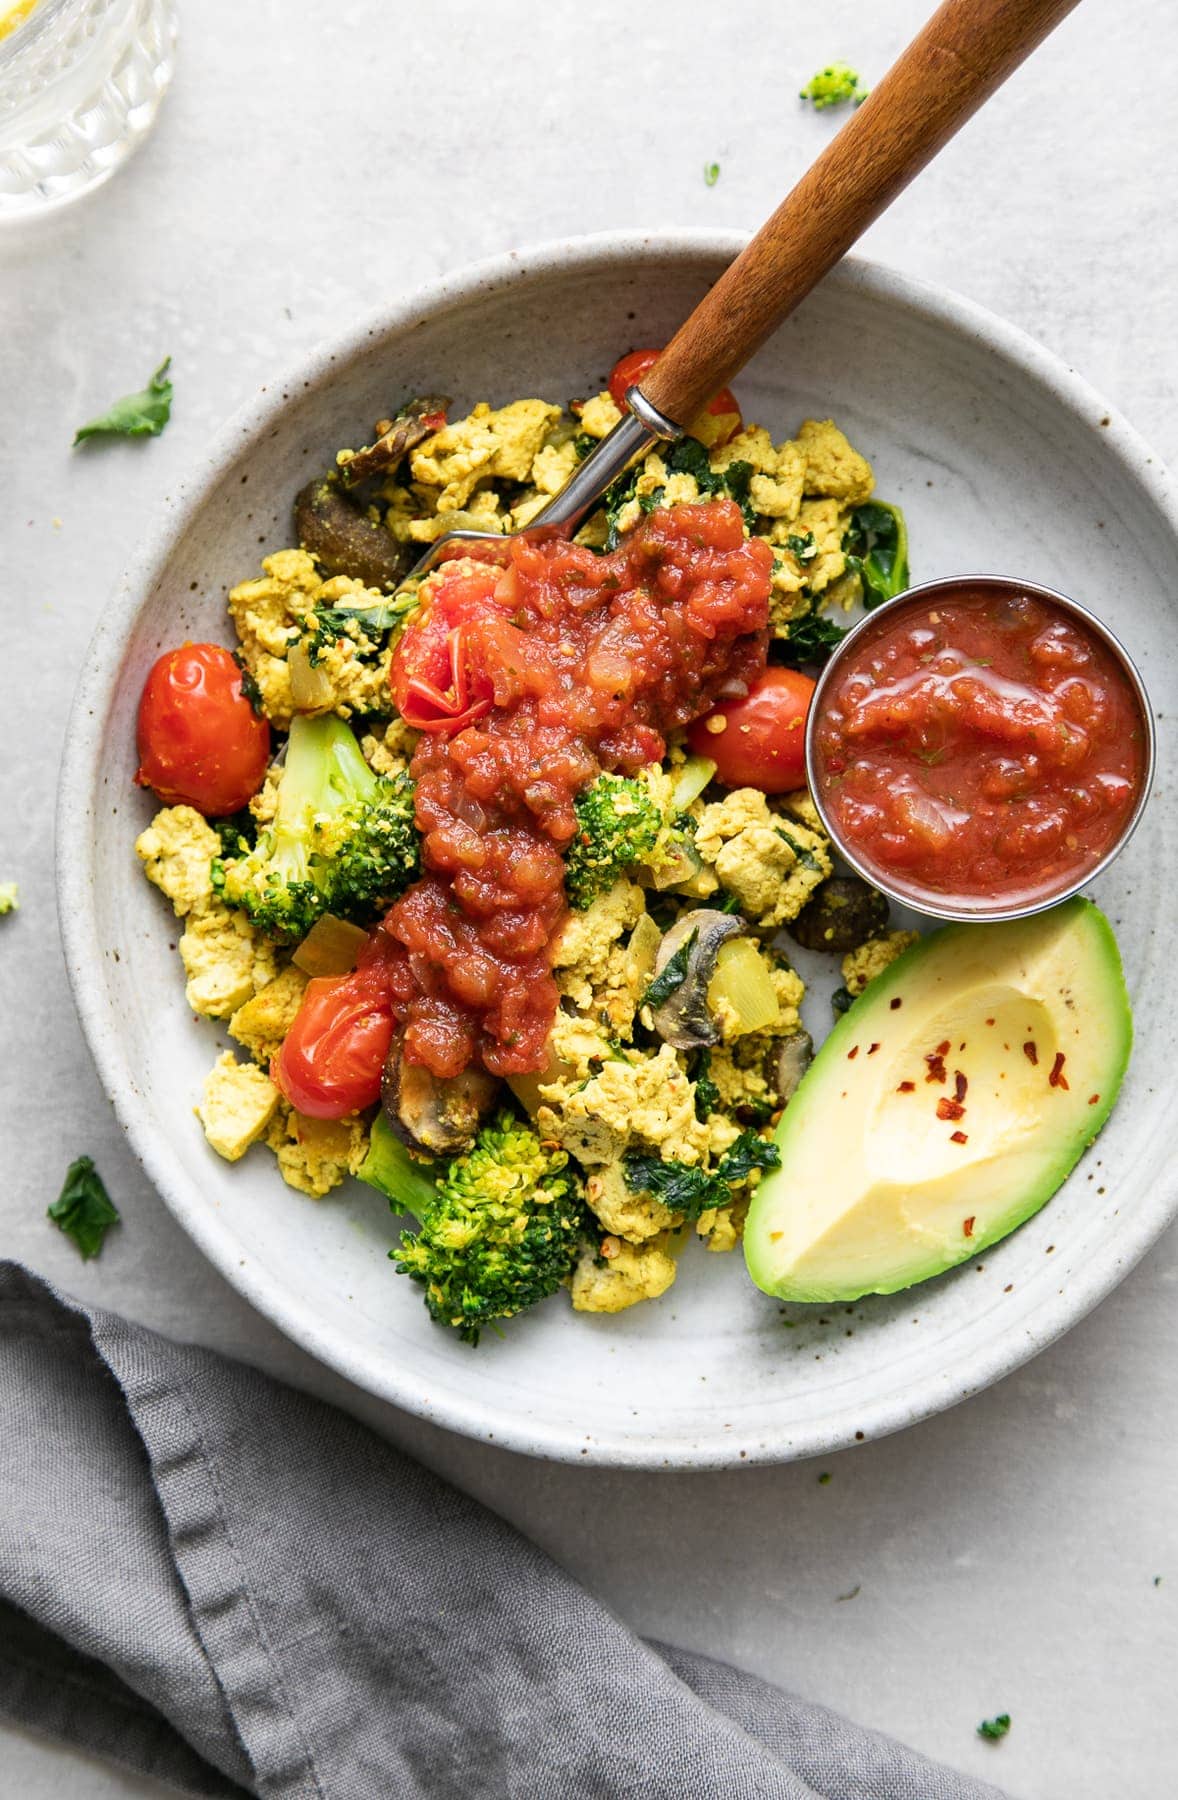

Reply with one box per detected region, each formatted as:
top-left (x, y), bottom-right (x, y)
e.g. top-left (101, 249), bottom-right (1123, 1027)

top-left (799, 62), bottom-right (867, 109)
top-left (565, 773), bottom-right (661, 909)
top-left (393, 1110), bottom-right (588, 1344)
top-left (215, 713), bottom-right (420, 938)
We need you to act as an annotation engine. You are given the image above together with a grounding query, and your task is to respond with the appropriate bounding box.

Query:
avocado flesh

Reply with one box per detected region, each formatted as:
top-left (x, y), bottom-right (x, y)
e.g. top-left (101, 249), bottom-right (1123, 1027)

top-left (744, 899), bottom-right (1131, 1305)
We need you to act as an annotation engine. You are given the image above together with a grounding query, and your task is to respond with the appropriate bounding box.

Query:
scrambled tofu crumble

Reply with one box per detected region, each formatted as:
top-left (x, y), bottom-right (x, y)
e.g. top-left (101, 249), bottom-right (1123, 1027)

top-left (136, 385), bottom-right (915, 1325)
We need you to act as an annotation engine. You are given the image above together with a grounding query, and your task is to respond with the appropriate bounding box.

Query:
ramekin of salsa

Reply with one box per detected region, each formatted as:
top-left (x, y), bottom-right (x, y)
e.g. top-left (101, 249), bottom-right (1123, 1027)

top-left (806, 577), bottom-right (1154, 920)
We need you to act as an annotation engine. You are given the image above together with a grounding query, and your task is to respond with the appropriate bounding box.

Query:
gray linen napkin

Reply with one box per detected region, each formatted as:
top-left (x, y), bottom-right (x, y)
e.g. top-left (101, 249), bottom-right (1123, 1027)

top-left (0, 1262), bottom-right (1008, 1800)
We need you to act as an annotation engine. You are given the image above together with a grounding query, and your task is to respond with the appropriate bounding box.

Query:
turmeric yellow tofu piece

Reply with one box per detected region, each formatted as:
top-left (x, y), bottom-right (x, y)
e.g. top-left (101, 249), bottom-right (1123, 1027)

top-left (571, 1235), bottom-right (678, 1313)
top-left (197, 1052), bottom-right (280, 1162)
top-left (228, 964), bottom-right (309, 1065)
top-left (794, 418), bottom-right (875, 505)
top-left (135, 807), bottom-right (221, 918)
top-left (179, 904), bottom-right (281, 1019)
top-left (265, 1104), bottom-right (369, 1198)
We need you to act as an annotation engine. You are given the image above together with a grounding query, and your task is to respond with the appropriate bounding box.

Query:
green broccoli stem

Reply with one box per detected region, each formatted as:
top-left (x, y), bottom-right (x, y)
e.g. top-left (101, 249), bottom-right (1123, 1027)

top-left (357, 1113), bottom-right (438, 1217)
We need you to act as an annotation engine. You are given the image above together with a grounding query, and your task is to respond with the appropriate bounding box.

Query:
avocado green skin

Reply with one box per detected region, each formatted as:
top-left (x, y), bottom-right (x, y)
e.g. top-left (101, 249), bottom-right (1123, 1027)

top-left (744, 899), bottom-right (1132, 1305)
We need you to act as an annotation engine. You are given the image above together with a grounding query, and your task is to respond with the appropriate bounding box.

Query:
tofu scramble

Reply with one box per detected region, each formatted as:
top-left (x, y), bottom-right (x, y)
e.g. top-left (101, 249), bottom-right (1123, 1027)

top-left (135, 369), bottom-right (914, 1340)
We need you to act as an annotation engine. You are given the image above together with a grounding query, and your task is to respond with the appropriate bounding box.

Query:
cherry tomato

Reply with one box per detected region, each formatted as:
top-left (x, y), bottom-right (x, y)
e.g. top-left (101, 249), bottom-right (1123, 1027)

top-left (273, 954), bottom-right (394, 1119)
top-left (606, 348), bottom-right (742, 442)
top-left (390, 567), bottom-right (497, 732)
top-left (136, 643), bottom-right (270, 816)
top-left (688, 666), bottom-right (817, 794)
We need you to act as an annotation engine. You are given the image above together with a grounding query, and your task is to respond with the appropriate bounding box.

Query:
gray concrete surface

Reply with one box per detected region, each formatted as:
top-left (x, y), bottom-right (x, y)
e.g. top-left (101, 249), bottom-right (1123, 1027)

top-left (1, 2), bottom-right (1175, 1794)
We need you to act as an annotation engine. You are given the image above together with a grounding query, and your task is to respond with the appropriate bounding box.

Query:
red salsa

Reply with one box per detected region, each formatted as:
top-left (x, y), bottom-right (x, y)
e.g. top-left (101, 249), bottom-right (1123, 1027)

top-left (811, 585), bottom-right (1147, 911)
top-left (382, 499), bottom-right (772, 1078)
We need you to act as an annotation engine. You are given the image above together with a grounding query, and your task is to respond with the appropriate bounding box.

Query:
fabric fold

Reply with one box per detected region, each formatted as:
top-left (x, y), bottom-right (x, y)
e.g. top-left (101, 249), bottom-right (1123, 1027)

top-left (0, 1263), bottom-right (1007, 1800)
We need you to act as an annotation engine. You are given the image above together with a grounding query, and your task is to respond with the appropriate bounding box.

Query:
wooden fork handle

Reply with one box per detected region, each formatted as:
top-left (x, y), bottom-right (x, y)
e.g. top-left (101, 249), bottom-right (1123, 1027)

top-left (637, 0), bottom-right (1082, 429)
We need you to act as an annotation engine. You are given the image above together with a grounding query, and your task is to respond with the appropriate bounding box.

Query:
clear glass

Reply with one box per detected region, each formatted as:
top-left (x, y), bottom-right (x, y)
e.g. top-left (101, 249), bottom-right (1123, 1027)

top-left (0, 0), bottom-right (177, 219)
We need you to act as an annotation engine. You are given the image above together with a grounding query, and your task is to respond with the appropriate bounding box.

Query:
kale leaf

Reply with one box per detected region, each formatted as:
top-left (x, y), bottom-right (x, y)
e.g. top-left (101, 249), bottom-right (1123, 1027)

top-left (842, 501), bottom-right (909, 609)
top-left (600, 437), bottom-right (754, 548)
top-left (74, 358), bottom-right (173, 444)
top-left (303, 590), bottom-right (421, 666)
top-left (48, 1156), bottom-right (120, 1260)
top-left (977, 1715), bottom-right (1012, 1742)
top-left (623, 1128), bottom-right (781, 1223)
top-left (777, 611), bottom-right (849, 669)
top-left (693, 1048), bottom-right (721, 1120)
top-left (641, 930), bottom-right (698, 1010)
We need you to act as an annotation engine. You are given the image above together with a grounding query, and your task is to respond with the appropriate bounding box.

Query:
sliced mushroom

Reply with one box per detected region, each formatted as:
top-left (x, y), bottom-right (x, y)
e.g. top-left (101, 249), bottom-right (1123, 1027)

top-left (338, 395), bottom-right (451, 489)
top-left (787, 877), bottom-right (890, 954)
top-left (770, 1030), bottom-right (813, 1106)
top-left (647, 909), bottom-right (745, 1050)
top-left (293, 475), bottom-right (409, 591)
top-left (381, 1038), bottom-right (498, 1155)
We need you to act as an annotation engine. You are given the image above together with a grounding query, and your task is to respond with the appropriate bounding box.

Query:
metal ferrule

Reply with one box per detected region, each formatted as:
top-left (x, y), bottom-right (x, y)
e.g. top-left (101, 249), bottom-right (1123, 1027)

top-left (622, 384), bottom-right (681, 443)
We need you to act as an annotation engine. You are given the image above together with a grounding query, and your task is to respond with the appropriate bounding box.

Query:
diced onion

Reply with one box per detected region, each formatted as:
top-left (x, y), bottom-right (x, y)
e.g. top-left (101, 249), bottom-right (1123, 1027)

top-left (288, 640), bottom-right (336, 712)
top-left (670, 754), bottom-right (716, 811)
top-left (293, 913), bottom-right (371, 978)
top-left (707, 937), bottom-right (781, 1036)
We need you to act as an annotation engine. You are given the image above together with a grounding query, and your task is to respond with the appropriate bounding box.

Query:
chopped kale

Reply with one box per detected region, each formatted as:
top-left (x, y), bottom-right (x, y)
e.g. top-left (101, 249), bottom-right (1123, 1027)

top-left (48, 1156), bottom-right (120, 1260)
top-left (716, 1132), bottom-right (780, 1186)
top-left (842, 501), bottom-right (909, 609)
top-left (777, 611), bottom-right (849, 668)
top-left (210, 808), bottom-right (257, 860)
top-left (693, 1048), bottom-right (721, 1120)
top-left (786, 529), bottom-right (818, 563)
top-left (302, 589), bottom-right (421, 666)
top-left (74, 358), bottom-right (173, 444)
top-left (831, 986), bottom-right (854, 1015)
top-left (232, 652), bottom-right (265, 716)
top-left (622, 1129), bottom-right (781, 1223)
top-left (977, 1715), bottom-right (1011, 1742)
top-left (641, 930), bottom-right (698, 1011)
top-left (777, 828), bottom-right (824, 873)
top-left (600, 436), bottom-right (754, 548)
top-left (704, 161), bottom-right (721, 186)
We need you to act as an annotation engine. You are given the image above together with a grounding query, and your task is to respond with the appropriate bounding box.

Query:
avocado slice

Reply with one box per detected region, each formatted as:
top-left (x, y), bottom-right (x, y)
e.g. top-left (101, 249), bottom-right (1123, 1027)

top-left (744, 898), bottom-right (1131, 1304)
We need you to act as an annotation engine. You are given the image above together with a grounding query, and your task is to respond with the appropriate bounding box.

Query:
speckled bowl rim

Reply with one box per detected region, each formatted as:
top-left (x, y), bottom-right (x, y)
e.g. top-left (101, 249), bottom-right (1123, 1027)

top-left (57, 232), bottom-right (1178, 1467)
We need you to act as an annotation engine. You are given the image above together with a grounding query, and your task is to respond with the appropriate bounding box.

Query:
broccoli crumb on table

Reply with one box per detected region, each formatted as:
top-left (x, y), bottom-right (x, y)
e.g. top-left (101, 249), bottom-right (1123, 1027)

top-left (134, 385), bottom-right (915, 1336)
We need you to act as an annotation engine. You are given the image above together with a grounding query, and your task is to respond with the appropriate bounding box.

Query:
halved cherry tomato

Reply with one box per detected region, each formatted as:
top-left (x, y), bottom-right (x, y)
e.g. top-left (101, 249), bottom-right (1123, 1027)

top-left (688, 666), bottom-right (817, 794)
top-left (606, 348), bottom-right (742, 443)
top-left (390, 567), bottom-right (497, 732)
top-left (273, 947), bottom-right (394, 1119)
top-left (136, 642), bottom-right (270, 816)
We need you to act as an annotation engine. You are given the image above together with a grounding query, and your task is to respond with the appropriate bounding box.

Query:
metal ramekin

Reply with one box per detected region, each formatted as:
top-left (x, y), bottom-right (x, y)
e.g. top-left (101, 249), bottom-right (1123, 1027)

top-left (803, 574), bottom-right (1157, 923)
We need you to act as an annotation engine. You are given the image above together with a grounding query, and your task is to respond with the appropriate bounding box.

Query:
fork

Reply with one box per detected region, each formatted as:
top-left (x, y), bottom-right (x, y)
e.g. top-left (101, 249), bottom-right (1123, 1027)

top-left (396, 0), bottom-right (1079, 594)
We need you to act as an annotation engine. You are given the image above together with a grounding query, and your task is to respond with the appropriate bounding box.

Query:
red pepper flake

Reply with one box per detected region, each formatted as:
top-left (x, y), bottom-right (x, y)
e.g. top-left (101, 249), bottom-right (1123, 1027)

top-left (1049, 1052), bottom-right (1069, 1090)
top-left (950, 1130), bottom-right (968, 1144)
top-left (985, 1017), bottom-right (995, 1026)
top-left (937, 1040), bottom-right (950, 1056)
top-left (847, 1045), bottom-right (859, 1060)
top-left (897, 1080), bottom-right (916, 1093)
top-left (1088, 1093), bottom-right (1100, 1106)
top-left (890, 997), bottom-right (902, 1010)
top-left (1023, 1041), bottom-right (1038, 1066)
top-left (963, 1216), bottom-right (975, 1238)
top-left (867, 1042), bottom-right (880, 1056)
top-left (954, 1070), bottom-right (968, 1103)
top-left (924, 1049), bottom-right (948, 1084)
top-left (937, 1097), bottom-right (966, 1121)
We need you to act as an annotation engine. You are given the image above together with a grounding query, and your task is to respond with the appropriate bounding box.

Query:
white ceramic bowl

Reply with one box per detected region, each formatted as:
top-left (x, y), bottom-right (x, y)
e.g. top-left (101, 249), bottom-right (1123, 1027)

top-left (58, 234), bottom-right (1178, 1468)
